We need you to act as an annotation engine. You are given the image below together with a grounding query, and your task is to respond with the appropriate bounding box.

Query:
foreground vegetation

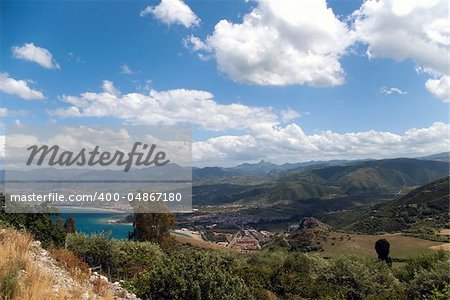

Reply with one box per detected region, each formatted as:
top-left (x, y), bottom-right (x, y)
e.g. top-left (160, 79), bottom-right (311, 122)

top-left (1, 182), bottom-right (449, 299)
top-left (1, 211), bottom-right (449, 299)
top-left (63, 232), bottom-right (450, 300)
top-left (0, 229), bottom-right (112, 299)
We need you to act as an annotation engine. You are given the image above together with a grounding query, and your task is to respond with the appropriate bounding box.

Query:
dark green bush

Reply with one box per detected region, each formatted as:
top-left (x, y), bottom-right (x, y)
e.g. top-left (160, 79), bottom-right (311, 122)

top-left (64, 231), bottom-right (449, 300)
top-left (66, 232), bottom-right (166, 281)
top-left (397, 251), bottom-right (449, 281)
top-left (0, 193), bottom-right (66, 247)
top-left (397, 251), bottom-right (450, 299)
top-left (65, 232), bottom-right (115, 274)
top-left (130, 250), bottom-right (253, 300)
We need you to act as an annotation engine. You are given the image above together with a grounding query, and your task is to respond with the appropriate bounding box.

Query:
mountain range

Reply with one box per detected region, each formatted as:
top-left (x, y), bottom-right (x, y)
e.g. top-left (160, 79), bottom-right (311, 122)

top-left (193, 157), bottom-right (449, 206)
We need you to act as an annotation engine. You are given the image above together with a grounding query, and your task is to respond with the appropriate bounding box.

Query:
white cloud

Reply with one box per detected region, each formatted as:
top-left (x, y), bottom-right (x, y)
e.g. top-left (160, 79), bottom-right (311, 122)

top-left (121, 64), bottom-right (134, 75)
top-left (12, 43), bottom-right (60, 69)
top-left (280, 108), bottom-right (301, 122)
top-left (425, 75), bottom-right (450, 102)
top-left (193, 122), bottom-right (450, 166)
top-left (141, 0), bottom-right (200, 28)
top-left (0, 107), bottom-right (7, 117)
top-left (187, 0), bottom-right (353, 86)
top-left (0, 73), bottom-right (45, 100)
top-left (101, 80), bottom-right (120, 96)
top-left (47, 82), bottom-right (449, 166)
top-left (184, 35), bottom-right (208, 51)
top-left (185, 0), bottom-right (449, 99)
top-left (379, 87), bottom-right (407, 95)
top-left (51, 81), bottom-right (292, 131)
top-left (352, 0), bottom-right (449, 101)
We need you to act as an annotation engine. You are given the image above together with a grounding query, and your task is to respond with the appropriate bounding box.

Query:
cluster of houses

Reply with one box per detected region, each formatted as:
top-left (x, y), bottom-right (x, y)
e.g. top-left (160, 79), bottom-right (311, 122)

top-left (229, 229), bottom-right (273, 252)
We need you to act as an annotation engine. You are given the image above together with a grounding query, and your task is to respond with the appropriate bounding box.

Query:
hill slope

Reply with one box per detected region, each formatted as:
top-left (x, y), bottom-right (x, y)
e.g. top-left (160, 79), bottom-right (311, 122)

top-left (317, 177), bottom-right (450, 235)
top-left (193, 158), bottom-right (450, 206)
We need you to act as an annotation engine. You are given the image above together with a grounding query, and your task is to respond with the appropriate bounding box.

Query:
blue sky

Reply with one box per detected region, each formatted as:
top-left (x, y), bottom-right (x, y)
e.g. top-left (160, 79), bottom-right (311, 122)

top-left (0, 0), bottom-right (449, 166)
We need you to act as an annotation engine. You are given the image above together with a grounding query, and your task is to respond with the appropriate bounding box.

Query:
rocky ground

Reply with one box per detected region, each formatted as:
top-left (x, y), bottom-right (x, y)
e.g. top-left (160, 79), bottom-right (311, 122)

top-left (29, 240), bottom-right (138, 299)
top-left (1, 228), bottom-right (139, 299)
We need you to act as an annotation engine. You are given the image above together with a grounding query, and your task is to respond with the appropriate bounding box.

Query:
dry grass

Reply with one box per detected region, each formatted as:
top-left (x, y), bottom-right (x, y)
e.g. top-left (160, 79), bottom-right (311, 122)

top-left (0, 228), bottom-right (113, 299)
top-left (91, 278), bottom-right (112, 298)
top-left (437, 229), bottom-right (450, 236)
top-left (321, 232), bottom-right (448, 258)
top-left (429, 243), bottom-right (450, 251)
top-left (48, 248), bottom-right (90, 283)
top-left (0, 229), bottom-right (54, 300)
top-left (15, 263), bottom-right (55, 300)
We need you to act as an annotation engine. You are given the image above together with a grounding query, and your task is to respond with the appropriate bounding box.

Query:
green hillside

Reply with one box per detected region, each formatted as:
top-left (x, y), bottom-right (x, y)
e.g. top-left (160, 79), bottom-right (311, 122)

top-left (317, 177), bottom-right (450, 237)
top-left (193, 158), bottom-right (449, 206)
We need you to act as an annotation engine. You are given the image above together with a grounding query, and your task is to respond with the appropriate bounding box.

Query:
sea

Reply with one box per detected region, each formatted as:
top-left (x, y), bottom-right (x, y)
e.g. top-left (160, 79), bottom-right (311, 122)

top-left (54, 207), bottom-right (132, 239)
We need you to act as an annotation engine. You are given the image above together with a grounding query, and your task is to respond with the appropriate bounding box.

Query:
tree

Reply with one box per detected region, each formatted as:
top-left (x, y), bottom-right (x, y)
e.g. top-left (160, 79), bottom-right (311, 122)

top-left (0, 193), bottom-right (66, 247)
top-left (56, 217), bottom-right (64, 230)
top-left (129, 213), bottom-right (175, 244)
top-left (64, 216), bottom-right (76, 233)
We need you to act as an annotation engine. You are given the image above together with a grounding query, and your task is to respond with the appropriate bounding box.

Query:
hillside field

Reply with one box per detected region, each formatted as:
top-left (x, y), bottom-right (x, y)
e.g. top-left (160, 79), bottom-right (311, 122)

top-left (320, 232), bottom-right (448, 258)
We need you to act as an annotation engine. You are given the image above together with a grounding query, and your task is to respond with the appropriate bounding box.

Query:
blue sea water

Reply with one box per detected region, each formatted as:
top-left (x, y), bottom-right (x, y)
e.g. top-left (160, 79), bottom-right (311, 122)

top-left (54, 207), bottom-right (132, 239)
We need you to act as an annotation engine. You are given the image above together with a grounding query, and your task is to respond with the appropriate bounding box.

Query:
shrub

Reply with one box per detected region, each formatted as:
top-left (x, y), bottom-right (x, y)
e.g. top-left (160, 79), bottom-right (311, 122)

top-left (397, 251), bottom-right (449, 282)
top-left (269, 254), bottom-right (403, 299)
top-left (0, 193), bottom-right (66, 247)
top-left (65, 232), bottom-right (116, 276)
top-left (271, 253), bottom-right (331, 298)
top-left (320, 256), bottom-right (402, 299)
top-left (65, 232), bottom-right (165, 281)
top-left (130, 250), bottom-right (253, 300)
top-left (109, 239), bottom-right (165, 280)
top-left (428, 284), bottom-right (450, 300)
top-left (399, 252), bottom-right (450, 299)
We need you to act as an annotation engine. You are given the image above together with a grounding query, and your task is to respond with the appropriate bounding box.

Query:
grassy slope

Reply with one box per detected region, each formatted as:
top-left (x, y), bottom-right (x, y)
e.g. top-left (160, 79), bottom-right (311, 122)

top-left (317, 176), bottom-right (450, 234)
top-left (320, 232), bottom-right (447, 258)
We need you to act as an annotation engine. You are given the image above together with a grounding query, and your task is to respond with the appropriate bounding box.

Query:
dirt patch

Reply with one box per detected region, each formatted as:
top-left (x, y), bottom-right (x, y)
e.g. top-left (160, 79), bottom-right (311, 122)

top-left (429, 243), bottom-right (450, 251)
top-left (172, 233), bottom-right (237, 252)
top-left (437, 229), bottom-right (450, 236)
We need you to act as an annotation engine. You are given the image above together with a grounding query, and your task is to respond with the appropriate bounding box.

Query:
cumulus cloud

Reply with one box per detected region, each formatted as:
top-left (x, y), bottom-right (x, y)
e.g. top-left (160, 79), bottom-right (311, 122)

top-left (186, 0), bottom-right (353, 86)
top-left (379, 87), bottom-right (407, 95)
top-left (352, 0), bottom-right (449, 101)
top-left (101, 80), bottom-right (120, 96)
top-left (141, 0), bottom-right (200, 28)
top-left (47, 82), bottom-right (449, 166)
top-left (0, 73), bottom-right (45, 100)
top-left (0, 107), bottom-right (7, 117)
top-left (12, 43), bottom-right (60, 69)
top-left (280, 109), bottom-right (301, 122)
top-left (425, 75), bottom-right (450, 102)
top-left (185, 0), bottom-right (448, 100)
top-left (193, 122), bottom-right (450, 166)
top-left (50, 81), bottom-right (291, 131)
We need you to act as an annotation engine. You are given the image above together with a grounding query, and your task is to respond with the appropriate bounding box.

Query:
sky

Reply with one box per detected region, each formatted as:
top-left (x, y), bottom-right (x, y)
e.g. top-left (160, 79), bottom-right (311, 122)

top-left (0, 0), bottom-right (449, 166)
